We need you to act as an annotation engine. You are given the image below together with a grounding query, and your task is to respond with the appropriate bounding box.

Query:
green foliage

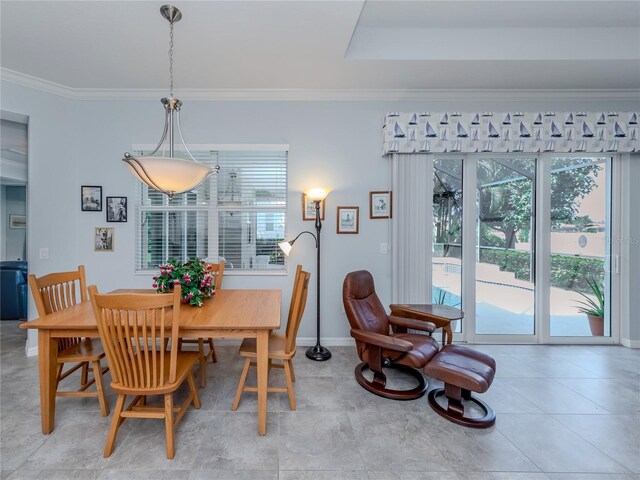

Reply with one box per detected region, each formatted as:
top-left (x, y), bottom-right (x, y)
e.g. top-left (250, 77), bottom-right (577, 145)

top-left (153, 258), bottom-right (215, 307)
top-left (480, 224), bottom-right (505, 248)
top-left (477, 160), bottom-right (600, 248)
top-left (479, 248), bottom-right (604, 294)
top-left (433, 289), bottom-right (460, 307)
top-left (574, 278), bottom-right (605, 317)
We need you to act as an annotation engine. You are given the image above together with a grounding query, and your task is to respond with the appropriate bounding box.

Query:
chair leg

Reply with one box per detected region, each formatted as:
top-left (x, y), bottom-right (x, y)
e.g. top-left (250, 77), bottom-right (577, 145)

top-left (197, 339), bottom-right (207, 388)
top-left (92, 360), bottom-right (110, 416)
top-left (80, 362), bottom-right (88, 386)
top-left (232, 357), bottom-right (252, 411)
top-left (283, 359), bottom-right (296, 410)
top-left (289, 362), bottom-right (296, 383)
top-left (208, 338), bottom-right (217, 363)
top-left (187, 371), bottom-right (201, 409)
top-left (104, 394), bottom-right (126, 457)
top-left (55, 364), bottom-right (64, 390)
top-left (164, 393), bottom-right (175, 459)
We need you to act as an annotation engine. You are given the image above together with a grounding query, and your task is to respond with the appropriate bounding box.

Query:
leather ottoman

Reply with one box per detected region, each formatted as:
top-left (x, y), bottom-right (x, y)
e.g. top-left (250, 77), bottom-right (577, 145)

top-left (423, 344), bottom-right (496, 428)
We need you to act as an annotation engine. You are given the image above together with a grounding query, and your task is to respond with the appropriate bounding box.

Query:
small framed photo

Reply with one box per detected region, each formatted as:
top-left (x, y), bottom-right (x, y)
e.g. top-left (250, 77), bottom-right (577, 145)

top-left (106, 196), bottom-right (127, 222)
top-left (81, 186), bottom-right (102, 212)
top-left (302, 193), bottom-right (325, 221)
top-left (370, 191), bottom-right (392, 219)
top-left (95, 227), bottom-right (114, 252)
top-left (9, 215), bottom-right (26, 229)
top-left (337, 206), bottom-right (359, 234)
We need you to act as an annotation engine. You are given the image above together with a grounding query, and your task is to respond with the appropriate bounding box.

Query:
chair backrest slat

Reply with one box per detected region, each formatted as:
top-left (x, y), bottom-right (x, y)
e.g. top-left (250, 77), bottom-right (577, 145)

top-left (285, 265), bottom-right (311, 354)
top-left (89, 286), bottom-right (181, 390)
top-left (28, 265), bottom-right (88, 353)
top-left (207, 260), bottom-right (225, 291)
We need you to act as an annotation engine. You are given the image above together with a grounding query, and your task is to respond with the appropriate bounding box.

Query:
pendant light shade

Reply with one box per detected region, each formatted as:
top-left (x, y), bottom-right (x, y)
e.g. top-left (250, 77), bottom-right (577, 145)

top-left (123, 155), bottom-right (215, 197)
top-left (122, 5), bottom-right (218, 199)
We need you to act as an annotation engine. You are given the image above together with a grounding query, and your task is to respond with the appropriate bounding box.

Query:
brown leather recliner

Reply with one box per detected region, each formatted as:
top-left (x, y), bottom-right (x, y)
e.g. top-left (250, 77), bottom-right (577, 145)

top-left (342, 270), bottom-right (440, 400)
top-left (343, 270), bottom-right (497, 428)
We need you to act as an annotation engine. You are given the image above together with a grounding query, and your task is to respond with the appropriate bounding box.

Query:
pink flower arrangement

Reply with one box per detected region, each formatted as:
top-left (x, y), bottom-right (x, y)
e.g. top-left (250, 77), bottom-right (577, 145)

top-left (153, 258), bottom-right (215, 307)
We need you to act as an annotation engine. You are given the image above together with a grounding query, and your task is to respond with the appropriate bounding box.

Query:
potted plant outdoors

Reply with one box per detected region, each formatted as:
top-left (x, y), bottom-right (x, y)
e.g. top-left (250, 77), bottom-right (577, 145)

top-left (152, 258), bottom-right (215, 307)
top-left (575, 278), bottom-right (605, 336)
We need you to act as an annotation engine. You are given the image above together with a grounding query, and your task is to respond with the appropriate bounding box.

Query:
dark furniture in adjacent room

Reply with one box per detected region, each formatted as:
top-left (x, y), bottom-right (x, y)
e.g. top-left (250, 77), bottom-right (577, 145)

top-left (0, 260), bottom-right (28, 320)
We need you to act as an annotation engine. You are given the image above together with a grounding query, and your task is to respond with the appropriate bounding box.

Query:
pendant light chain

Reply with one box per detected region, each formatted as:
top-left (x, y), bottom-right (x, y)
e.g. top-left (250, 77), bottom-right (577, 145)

top-left (122, 5), bottom-right (217, 200)
top-left (168, 20), bottom-right (174, 97)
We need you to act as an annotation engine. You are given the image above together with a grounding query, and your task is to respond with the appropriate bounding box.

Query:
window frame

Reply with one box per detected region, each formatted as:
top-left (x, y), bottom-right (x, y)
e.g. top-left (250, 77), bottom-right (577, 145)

top-left (132, 144), bottom-right (290, 276)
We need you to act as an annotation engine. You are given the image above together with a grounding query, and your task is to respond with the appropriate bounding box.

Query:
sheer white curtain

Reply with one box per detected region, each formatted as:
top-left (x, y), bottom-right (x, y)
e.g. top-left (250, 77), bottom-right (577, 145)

top-left (390, 153), bottom-right (433, 303)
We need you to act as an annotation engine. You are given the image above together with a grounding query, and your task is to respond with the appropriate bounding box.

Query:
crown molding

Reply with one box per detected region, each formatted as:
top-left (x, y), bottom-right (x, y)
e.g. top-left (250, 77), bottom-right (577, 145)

top-left (2, 68), bottom-right (639, 103)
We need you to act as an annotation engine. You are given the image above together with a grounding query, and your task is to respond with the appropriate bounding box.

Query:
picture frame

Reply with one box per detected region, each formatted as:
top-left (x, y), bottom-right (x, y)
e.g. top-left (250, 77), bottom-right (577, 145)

top-left (94, 227), bottom-right (114, 252)
top-left (9, 214), bottom-right (26, 229)
top-left (369, 191), bottom-right (392, 219)
top-left (302, 193), bottom-right (325, 221)
top-left (337, 206), bottom-right (359, 234)
top-left (106, 196), bottom-right (128, 223)
top-left (81, 185), bottom-right (102, 212)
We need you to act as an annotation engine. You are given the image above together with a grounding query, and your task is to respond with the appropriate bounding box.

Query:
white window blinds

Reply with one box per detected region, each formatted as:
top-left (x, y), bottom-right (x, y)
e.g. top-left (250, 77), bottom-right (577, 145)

top-left (135, 149), bottom-right (287, 273)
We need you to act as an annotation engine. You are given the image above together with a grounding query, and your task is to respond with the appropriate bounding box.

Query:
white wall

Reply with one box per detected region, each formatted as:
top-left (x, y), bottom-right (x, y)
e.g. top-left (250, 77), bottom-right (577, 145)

top-left (2, 80), bottom-right (638, 351)
top-left (1, 185), bottom-right (27, 260)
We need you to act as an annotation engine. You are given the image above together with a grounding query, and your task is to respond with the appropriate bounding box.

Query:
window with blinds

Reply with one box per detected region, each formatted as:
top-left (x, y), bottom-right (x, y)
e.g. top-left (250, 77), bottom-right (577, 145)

top-left (135, 149), bottom-right (287, 273)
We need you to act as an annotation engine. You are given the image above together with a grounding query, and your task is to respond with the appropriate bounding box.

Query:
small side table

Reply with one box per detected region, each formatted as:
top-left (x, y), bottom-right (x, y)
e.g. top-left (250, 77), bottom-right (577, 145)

top-left (389, 304), bottom-right (464, 345)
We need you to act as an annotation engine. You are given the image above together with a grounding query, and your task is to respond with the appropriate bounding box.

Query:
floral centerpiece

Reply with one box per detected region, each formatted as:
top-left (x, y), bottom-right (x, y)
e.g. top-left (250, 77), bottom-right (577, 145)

top-left (152, 258), bottom-right (215, 307)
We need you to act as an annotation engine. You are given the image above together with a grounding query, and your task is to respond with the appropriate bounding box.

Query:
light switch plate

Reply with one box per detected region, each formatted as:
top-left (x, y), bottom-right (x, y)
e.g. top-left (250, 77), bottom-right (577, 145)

top-left (39, 248), bottom-right (49, 259)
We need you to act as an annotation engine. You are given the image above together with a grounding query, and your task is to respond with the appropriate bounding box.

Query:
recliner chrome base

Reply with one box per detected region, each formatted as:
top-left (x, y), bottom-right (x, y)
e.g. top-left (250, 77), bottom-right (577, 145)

top-left (354, 361), bottom-right (427, 401)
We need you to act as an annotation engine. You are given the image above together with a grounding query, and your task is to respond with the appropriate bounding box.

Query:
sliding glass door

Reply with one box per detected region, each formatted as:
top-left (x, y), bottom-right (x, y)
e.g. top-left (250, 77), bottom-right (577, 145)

top-left (432, 158), bottom-right (463, 333)
top-left (549, 157), bottom-right (611, 337)
top-left (430, 154), bottom-right (617, 344)
top-left (475, 158), bottom-right (536, 336)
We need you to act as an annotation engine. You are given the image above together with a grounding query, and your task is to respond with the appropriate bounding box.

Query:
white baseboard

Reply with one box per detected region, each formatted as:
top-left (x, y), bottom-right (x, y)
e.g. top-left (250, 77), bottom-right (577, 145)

top-left (296, 337), bottom-right (355, 347)
top-left (621, 337), bottom-right (640, 348)
top-left (23, 337), bottom-right (356, 357)
top-left (26, 343), bottom-right (38, 357)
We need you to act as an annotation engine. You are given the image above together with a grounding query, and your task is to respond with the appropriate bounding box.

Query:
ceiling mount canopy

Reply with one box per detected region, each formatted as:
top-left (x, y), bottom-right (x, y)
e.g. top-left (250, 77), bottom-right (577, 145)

top-left (122, 4), bottom-right (218, 200)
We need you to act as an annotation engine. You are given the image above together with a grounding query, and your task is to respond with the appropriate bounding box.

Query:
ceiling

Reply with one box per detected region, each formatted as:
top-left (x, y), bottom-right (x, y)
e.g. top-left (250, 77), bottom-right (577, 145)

top-left (1, 0), bottom-right (639, 93)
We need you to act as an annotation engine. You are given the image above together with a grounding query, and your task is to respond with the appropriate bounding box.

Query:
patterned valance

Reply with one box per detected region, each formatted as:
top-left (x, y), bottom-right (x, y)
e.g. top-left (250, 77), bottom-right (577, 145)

top-left (382, 112), bottom-right (639, 155)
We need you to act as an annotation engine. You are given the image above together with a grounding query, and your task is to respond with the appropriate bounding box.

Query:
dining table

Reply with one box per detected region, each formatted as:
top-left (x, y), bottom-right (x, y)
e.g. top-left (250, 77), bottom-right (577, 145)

top-left (20, 288), bottom-right (281, 436)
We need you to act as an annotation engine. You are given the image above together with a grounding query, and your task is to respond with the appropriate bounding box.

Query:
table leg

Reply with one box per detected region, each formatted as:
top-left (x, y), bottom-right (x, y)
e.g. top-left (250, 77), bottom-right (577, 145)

top-left (443, 324), bottom-right (453, 345)
top-left (38, 330), bottom-right (58, 434)
top-left (256, 330), bottom-right (269, 435)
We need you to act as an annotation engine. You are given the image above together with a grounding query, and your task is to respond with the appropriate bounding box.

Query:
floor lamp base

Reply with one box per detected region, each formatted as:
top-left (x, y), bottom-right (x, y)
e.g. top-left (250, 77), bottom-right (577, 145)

top-left (306, 344), bottom-right (332, 361)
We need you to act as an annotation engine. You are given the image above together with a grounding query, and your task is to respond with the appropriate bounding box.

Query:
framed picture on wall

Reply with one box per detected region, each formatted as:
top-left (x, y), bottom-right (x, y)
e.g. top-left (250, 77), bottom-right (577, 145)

top-left (94, 227), bottom-right (114, 252)
top-left (302, 193), bottom-right (325, 221)
top-left (9, 215), bottom-right (26, 229)
top-left (337, 206), bottom-right (359, 234)
top-left (81, 186), bottom-right (102, 212)
top-left (106, 196), bottom-right (127, 222)
top-left (369, 191), bottom-right (392, 219)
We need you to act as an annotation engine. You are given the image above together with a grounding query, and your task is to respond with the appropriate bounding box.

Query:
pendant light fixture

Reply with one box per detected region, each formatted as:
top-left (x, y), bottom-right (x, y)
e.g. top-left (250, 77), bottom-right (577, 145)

top-left (122, 5), bottom-right (218, 199)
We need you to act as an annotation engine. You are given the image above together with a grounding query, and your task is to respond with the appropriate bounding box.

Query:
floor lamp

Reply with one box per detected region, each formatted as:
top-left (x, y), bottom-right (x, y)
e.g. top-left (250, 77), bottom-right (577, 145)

top-left (279, 187), bottom-right (332, 361)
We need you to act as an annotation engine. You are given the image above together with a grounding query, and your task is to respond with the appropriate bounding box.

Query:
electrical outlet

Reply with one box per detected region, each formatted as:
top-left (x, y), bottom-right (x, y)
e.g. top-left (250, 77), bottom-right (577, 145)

top-left (380, 243), bottom-right (389, 254)
top-left (39, 248), bottom-right (49, 259)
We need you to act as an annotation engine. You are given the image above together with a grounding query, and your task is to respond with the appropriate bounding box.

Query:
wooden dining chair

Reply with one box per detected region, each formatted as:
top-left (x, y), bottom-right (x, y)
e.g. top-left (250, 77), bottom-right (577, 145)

top-left (88, 285), bottom-right (201, 459)
top-left (177, 260), bottom-right (224, 387)
top-left (28, 265), bottom-right (109, 416)
top-left (232, 265), bottom-right (310, 411)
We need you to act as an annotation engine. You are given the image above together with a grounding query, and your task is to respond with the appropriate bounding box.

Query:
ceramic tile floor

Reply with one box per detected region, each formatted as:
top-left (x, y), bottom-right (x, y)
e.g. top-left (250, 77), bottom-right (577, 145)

top-left (1, 320), bottom-right (639, 480)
